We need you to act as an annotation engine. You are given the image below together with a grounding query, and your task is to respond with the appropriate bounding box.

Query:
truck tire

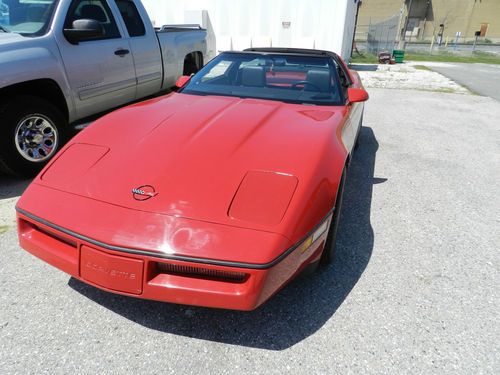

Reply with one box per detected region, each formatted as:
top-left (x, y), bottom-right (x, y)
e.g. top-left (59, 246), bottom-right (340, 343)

top-left (0, 96), bottom-right (68, 177)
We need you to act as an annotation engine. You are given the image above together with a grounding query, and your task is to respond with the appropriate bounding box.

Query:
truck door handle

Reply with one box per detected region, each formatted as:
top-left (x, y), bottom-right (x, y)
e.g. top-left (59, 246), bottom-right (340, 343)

top-left (114, 49), bottom-right (130, 56)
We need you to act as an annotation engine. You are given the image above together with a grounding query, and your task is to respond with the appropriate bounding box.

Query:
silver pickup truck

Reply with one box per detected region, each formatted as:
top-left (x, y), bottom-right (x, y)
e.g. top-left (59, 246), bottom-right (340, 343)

top-left (0, 0), bottom-right (212, 176)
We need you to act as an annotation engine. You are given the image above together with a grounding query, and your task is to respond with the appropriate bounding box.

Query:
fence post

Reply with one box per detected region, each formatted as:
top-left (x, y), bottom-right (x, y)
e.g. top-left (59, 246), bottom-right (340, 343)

top-left (472, 33), bottom-right (479, 55)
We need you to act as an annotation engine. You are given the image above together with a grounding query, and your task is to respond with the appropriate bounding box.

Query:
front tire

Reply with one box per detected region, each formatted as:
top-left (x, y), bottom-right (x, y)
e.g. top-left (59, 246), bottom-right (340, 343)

top-left (354, 113), bottom-right (363, 150)
top-left (320, 169), bottom-right (347, 265)
top-left (0, 96), bottom-right (67, 177)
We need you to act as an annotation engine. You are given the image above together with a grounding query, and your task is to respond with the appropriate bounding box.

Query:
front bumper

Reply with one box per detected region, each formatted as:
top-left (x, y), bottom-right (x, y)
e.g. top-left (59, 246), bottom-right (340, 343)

top-left (17, 209), bottom-right (327, 311)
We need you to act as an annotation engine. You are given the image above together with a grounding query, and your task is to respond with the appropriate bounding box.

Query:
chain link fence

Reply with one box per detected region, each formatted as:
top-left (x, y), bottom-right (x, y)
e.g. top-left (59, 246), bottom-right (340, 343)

top-left (366, 15), bottom-right (400, 55)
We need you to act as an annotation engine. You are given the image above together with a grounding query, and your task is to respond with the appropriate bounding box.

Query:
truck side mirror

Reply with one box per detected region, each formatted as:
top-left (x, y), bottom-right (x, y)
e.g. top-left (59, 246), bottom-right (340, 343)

top-left (347, 88), bottom-right (369, 103)
top-left (175, 75), bottom-right (191, 89)
top-left (63, 19), bottom-right (104, 45)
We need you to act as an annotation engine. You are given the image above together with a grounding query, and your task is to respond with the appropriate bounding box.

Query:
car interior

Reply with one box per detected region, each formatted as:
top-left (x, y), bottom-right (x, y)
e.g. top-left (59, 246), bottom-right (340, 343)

top-left (183, 53), bottom-right (345, 105)
top-left (201, 56), bottom-right (337, 92)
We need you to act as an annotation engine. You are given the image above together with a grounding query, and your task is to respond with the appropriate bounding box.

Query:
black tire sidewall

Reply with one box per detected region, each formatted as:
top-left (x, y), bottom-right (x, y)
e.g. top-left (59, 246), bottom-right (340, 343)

top-left (0, 96), bottom-right (67, 177)
top-left (354, 113), bottom-right (363, 149)
top-left (320, 169), bottom-right (346, 266)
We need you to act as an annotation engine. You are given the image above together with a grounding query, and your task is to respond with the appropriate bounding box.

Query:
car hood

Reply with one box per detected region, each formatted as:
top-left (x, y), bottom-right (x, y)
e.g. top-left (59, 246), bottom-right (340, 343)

top-left (38, 93), bottom-right (346, 233)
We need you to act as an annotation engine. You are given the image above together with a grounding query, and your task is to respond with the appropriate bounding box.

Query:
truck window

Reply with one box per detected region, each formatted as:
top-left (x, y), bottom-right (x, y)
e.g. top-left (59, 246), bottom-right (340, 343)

top-left (115, 0), bottom-right (145, 37)
top-left (65, 0), bottom-right (120, 41)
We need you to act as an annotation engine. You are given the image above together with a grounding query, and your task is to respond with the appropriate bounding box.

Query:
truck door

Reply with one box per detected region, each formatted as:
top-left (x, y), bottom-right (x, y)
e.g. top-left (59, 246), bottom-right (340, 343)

top-left (56, 0), bottom-right (136, 119)
top-left (116, 0), bottom-right (163, 99)
top-left (114, 0), bottom-right (162, 99)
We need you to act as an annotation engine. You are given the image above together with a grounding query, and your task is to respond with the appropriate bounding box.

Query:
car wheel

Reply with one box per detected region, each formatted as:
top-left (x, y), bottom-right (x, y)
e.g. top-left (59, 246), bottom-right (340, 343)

top-left (354, 114), bottom-right (363, 150)
top-left (0, 96), bottom-right (67, 177)
top-left (320, 169), bottom-right (346, 266)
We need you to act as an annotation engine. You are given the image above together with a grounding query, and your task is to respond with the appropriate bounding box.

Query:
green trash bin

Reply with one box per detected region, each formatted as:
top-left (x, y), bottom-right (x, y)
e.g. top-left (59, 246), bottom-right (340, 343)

top-left (393, 49), bottom-right (405, 63)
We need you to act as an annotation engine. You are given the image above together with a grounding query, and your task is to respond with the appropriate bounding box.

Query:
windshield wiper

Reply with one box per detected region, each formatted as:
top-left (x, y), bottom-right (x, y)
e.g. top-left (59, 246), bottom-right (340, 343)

top-left (0, 25), bottom-right (9, 33)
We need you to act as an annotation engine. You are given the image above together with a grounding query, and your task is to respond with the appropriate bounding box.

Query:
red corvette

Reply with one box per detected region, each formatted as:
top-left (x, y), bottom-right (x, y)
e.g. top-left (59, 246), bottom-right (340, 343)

top-left (16, 48), bottom-right (368, 310)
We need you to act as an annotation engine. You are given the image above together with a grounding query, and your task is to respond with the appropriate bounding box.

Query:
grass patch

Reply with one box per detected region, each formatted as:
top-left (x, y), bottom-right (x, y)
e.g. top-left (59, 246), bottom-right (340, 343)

top-left (0, 225), bottom-right (9, 235)
top-left (431, 87), bottom-right (460, 94)
top-left (405, 51), bottom-right (500, 64)
top-left (350, 54), bottom-right (380, 64)
top-left (351, 52), bottom-right (500, 65)
top-left (413, 65), bottom-right (431, 71)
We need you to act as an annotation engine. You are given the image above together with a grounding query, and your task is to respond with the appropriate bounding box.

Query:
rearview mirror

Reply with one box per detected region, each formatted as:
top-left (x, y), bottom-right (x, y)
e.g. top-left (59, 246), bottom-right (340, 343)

top-left (63, 19), bottom-right (104, 44)
top-left (347, 88), bottom-right (369, 103)
top-left (175, 75), bottom-right (191, 89)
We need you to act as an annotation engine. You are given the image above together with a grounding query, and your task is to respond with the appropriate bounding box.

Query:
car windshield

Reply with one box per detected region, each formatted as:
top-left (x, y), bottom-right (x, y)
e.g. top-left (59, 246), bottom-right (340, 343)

top-left (0, 0), bottom-right (57, 36)
top-left (180, 52), bottom-right (343, 106)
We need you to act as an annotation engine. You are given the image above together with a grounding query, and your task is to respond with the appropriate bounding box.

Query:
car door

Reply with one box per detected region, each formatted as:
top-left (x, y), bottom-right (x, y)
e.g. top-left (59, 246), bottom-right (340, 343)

top-left (337, 59), bottom-right (362, 153)
top-left (55, 0), bottom-right (136, 119)
top-left (334, 61), bottom-right (355, 153)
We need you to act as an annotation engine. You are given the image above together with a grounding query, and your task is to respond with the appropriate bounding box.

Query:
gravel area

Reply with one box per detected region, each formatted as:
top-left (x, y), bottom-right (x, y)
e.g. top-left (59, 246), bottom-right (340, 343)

top-left (353, 63), bottom-right (470, 94)
top-left (1, 86), bottom-right (499, 373)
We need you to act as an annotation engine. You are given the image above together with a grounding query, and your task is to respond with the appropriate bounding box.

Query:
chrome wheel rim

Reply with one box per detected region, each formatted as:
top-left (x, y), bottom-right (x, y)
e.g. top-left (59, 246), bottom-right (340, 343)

top-left (15, 114), bottom-right (59, 163)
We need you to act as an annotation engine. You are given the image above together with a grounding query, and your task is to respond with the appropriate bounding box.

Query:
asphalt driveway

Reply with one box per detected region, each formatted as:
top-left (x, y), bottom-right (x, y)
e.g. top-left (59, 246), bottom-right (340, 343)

top-left (424, 62), bottom-right (500, 101)
top-left (1, 88), bottom-right (499, 374)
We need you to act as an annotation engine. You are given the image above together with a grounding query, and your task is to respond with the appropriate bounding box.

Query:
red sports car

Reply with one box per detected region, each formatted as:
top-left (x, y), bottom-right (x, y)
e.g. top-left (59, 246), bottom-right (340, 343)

top-left (16, 48), bottom-right (368, 310)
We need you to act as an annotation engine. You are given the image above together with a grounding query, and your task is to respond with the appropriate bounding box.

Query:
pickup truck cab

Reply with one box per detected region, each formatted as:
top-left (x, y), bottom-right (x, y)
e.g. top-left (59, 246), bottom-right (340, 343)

top-left (0, 0), bottom-right (211, 176)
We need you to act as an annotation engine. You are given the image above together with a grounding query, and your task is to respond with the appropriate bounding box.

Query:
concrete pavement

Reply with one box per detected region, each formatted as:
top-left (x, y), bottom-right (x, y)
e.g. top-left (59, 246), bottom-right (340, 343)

top-left (1, 88), bottom-right (499, 374)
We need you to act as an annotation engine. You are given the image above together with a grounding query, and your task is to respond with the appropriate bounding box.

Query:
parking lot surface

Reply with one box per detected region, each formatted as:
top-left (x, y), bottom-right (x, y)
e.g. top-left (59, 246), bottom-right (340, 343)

top-left (1, 88), bottom-right (499, 374)
top-left (423, 62), bottom-right (500, 101)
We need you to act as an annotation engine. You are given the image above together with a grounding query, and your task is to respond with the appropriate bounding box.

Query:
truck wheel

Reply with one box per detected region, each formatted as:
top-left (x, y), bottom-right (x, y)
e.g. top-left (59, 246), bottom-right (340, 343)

top-left (320, 169), bottom-right (346, 266)
top-left (0, 96), bottom-right (67, 177)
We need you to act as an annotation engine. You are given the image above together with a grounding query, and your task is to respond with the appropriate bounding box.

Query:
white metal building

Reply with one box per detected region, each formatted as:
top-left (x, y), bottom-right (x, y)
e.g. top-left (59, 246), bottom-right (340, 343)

top-left (141, 0), bottom-right (361, 62)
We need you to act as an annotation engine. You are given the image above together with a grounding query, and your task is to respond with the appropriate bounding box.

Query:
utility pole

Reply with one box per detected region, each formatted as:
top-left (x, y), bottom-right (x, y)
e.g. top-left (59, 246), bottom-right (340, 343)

top-left (351, 1), bottom-right (362, 58)
top-left (398, 0), bottom-right (413, 50)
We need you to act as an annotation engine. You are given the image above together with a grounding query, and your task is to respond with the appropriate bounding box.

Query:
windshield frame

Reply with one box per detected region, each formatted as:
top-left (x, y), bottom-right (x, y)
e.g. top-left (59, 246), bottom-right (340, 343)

top-left (179, 52), bottom-right (345, 106)
top-left (0, 0), bottom-right (59, 37)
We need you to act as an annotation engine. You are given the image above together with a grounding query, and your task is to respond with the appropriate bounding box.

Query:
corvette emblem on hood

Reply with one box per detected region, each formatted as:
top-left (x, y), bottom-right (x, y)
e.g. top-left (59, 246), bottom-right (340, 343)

top-left (132, 185), bottom-right (158, 201)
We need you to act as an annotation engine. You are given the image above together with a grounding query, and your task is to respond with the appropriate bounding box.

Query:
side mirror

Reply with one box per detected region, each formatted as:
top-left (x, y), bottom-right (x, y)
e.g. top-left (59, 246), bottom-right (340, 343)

top-left (175, 75), bottom-right (191, 89)
top-left (347, 88), bottom-right (369, 103)
top-left (63, 19), bottom-right (104, 44)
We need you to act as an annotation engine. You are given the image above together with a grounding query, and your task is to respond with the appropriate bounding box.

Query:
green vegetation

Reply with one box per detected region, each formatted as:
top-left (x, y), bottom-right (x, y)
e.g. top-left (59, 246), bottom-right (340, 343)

top-left (405, 51), bottom-right (500, 64)
top-left (431, 87), bottom-right (462, 94)
top-left (350, 51), bottom-right (500, 65)
top-left (350, 53), bottom-right (380, 64)
top-left (0, 225), bottom-right (9, 235)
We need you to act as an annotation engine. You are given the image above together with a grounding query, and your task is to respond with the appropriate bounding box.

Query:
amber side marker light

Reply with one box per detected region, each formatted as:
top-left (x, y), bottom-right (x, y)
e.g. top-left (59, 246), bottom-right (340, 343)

top-left (156, 263), bottom-right (249, 283)
top-left (299, 217), bottom-right (331, 254)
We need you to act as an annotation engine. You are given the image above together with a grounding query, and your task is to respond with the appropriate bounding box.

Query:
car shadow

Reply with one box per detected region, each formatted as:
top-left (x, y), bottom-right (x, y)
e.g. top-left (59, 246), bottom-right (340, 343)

top-left (68, 126), bottom-right (380, 350)
top-left (349, 64), bottom-right (379, 72)
top-left (0, 173), bottom-right (31, 200)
